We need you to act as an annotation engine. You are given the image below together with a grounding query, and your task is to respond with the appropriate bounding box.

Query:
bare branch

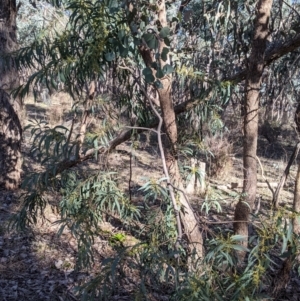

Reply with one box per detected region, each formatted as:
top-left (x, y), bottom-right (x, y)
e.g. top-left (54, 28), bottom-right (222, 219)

top-left (139, 84), bottom-right (183, 248)
top-left (256, 155), bottom-right (274, 197)
top-left (282, 0), bottom-right (300, 19)
top-left (225, 33), bottom-right (300, 83)
top-left (178, 0), bottom-right (192, 14)
top-left (273, 142), bottom-right (300, 208)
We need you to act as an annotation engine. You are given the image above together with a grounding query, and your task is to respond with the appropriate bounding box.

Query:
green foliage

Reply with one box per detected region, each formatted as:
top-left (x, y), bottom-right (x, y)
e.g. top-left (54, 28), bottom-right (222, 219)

top-left (77, 245), bottom-right (181, 301)
top-left (201, 195), bottom-right (223, 214)
top-left (138, 178), bottom-right (178, 248)
top-left (139, 177), bottom-right (169, 201)
top-left (25, 119), bottom-right (75, 163)
top-left (15, 0), bottom-right (120, 98)
top-left (72, 207), bottom-right (300, 301)
top-left (172, 211), bottom-right (300, 301)
top-left (17, 0), bottom-right (67, 47)
top-left (184, 164), bottom-right (205, 188)
top-left (58, 171), bottom-right (140, 268)
top-left (11, 0), bottom-right (300, 300)
top-left (12, 191), bottom-right (47, 229)
top-left (109, 232), bottom-right (126, 246)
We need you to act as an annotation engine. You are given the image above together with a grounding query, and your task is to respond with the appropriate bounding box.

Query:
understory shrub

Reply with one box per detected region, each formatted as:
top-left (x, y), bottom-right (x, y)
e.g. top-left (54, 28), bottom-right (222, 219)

top-left (204, 134), bottom-right (233, 179)
top-left (12, 119), bottom-right (300, 301)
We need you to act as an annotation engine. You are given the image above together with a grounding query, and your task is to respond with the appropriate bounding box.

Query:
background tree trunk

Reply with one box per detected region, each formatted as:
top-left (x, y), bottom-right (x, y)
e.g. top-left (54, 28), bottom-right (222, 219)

top-left (272, 143), bottom-right (300, 296)
top-left (234, 0), bottom-right (273, 257)
top-left (293, 162), bottom-right (300, 234)
top-left (0, 0), bottom-right (23, 189)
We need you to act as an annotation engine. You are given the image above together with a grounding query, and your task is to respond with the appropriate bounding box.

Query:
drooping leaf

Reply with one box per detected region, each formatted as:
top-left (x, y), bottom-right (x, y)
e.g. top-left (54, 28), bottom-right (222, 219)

top-left (164, 37), bottom-right (170, 46)
top-left (162, 64), bottom-right (174, 75)
top-left (161, 47), bottom-right (169, 62)
top-left (142, 33), bottom-right (158, 50)
top-left (142, 67), bottom-right (155, 83)
top-left (104, 52), bottom-right (115, 62)
top-left (159, 26), bottom-right (170, 38)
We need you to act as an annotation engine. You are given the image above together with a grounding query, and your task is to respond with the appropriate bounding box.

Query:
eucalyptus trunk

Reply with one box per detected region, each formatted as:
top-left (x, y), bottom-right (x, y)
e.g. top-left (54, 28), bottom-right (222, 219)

top-left (158, 76), bottom-right (203, 258)
top-left (157, 1), bottom-right (203, 258)
top-left (127, 0), bottom-right (204, 258)
top-left (0, 0), bottom-right (23, 190)
top-left (293, 105), bottom-right (300, 234)
top-left (234, 0), bottom-right (273, 257)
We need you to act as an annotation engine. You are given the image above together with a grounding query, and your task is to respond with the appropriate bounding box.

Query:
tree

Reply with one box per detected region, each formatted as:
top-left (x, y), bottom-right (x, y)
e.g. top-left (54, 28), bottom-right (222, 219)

top-left (230, 0), bottom-right (300, 257)
top-left (234, 0), bottom-right (273, 257)
top-left (126, 0), bottom-right (204, 257)
top-left (0, 0), bottom-right (22, 190)
top-left (15, 0), bottom-right (205, 258)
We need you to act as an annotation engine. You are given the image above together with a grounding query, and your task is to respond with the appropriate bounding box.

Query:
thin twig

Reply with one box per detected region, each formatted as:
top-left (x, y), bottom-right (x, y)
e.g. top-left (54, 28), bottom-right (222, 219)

top-left (146, 89), bottom-right (183, 248)
top-left (282, 0), bottom-right (300, 18)
top-left (125, 126), bottom-right (158, 134)
top-left (129, 148), bottom-right (133, 202)
top-left (118, 66), bottom-right (184, 247)
top-left (256, 155), bottom-right (274, 196)
top-left (272, 141), bottom-right (300, 207)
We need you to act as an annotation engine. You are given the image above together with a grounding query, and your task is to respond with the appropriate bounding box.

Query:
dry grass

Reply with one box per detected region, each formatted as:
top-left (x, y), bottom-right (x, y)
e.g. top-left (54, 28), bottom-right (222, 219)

top-left (48, 93), bottom-right (73, 126)
top-left (205, 134), bottom-right (233, 180)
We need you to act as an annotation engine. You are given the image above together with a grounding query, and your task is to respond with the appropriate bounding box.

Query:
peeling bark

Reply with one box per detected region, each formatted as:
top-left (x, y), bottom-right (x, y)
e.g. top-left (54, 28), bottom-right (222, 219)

top-left (0, 90), bottom-right (22, 189)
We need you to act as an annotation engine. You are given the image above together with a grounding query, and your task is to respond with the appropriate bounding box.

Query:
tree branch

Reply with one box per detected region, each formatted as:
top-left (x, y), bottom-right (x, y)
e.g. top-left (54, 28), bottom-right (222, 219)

top-left (36, 30), bottom-right (300, 188)
top-left (225, 33), bottom-right (300, 83)
top-left (178, 0), bottom-right (192, 14)
top-left (272, 141), bottom-right (300, 208)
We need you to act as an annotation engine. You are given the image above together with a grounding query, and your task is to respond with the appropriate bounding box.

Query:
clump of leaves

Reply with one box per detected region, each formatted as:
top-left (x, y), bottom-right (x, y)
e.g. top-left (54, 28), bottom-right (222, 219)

top-left (58, 171), bottom-right (140, 268)
top-left (109, 232), bottom-right (126, 247)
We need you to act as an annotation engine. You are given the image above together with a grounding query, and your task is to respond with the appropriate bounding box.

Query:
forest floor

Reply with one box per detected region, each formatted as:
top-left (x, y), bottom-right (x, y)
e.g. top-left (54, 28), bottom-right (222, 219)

top-left (1, 96), bottom-right (300, 300)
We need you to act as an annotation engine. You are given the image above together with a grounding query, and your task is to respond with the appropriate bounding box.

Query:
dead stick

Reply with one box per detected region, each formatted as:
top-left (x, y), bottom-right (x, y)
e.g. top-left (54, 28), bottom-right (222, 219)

top-left (273, 142), bottom-right (300, 208)
top-left (256, 155), bottom-right (274, 196)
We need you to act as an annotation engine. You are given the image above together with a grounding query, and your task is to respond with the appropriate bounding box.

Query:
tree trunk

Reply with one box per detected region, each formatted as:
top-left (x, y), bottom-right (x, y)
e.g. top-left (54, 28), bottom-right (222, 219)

top-left (0, 0), bottom-right (23, 190)
top-left (234, 0), bottom-right (273, 258)
top-left (155, 1), bottom-right (203, 259)
top-left (158, 78), bottom-right (203, 258)
top-left (126, 0), bottom-right (203, 258)
top-left (293, 147), bottom-right (300, 235)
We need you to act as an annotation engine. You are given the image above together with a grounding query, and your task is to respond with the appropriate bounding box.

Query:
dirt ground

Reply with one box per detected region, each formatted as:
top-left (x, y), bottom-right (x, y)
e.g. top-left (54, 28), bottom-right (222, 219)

top-left (1, 96), bottom-right (300, 300)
